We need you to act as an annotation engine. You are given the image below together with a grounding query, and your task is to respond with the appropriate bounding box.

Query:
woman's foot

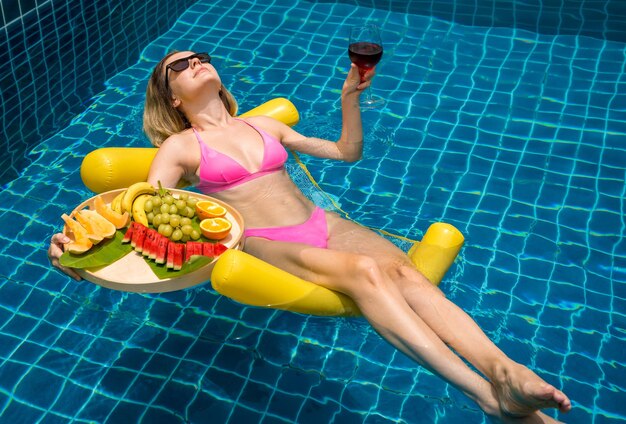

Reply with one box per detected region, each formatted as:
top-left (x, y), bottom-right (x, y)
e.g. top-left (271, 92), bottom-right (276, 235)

top-left (492, 363), bottom-right (571, 417)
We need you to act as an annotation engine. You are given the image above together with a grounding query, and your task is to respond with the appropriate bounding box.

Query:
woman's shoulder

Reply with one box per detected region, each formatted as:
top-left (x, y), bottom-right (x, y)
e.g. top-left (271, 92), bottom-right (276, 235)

top-left (160, 128), bottom-right (196, 148)
top-left (242, 115), bottom-right (290, 139)
top-left (242, 115), bottom-right (285, 129)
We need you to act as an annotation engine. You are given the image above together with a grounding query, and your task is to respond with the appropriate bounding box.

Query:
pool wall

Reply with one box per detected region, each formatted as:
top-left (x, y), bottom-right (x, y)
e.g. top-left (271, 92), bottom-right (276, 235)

top-left (310, 0), bottom-right (626, 42)
top-left (0, 0), bottom-right (198, 187)
top-left (3, 0), bottom-right (624, 189)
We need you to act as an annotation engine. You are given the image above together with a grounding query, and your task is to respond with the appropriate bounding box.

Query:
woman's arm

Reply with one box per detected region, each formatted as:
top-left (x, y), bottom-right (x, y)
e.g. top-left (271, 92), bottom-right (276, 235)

top-left (250, 64), bottom-right (373, 162)
top-left (147, 134), bottom-right (195, 188)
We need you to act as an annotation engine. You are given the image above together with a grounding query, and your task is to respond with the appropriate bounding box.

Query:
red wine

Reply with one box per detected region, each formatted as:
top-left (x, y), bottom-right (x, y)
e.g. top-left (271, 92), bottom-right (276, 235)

top-left (348, 42), bottom-right (383, 69)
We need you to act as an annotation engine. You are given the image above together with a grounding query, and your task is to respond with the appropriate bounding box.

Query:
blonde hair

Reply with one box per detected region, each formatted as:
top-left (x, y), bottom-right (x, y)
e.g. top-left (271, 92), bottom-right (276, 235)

top-left (143, 51), bottom-right (239, 147)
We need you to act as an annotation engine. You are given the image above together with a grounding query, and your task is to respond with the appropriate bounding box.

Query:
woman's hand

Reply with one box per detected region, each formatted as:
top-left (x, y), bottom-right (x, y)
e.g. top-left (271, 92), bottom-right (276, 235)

top-left (343, 64), bottom-right (375, 96)
top-left (47, 233), bottom-right (82, 281)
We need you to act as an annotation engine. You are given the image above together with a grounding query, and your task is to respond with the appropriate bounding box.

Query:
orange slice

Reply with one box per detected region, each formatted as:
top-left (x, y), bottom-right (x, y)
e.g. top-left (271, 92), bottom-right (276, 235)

top-left (196, 200), bottom-right (227, 220)
top-left (199, 217), bottom-right (232, 240)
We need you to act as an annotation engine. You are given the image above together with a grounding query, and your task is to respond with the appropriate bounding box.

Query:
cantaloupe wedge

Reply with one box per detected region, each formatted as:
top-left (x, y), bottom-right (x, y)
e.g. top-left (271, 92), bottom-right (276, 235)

top-left (74, 209), bottom-right (116, 243)
top-left (93, 195), bottom-right (130, 229)
top-left (61, 214), bottom-right (93, 254)
top-left (65, 238), bottom-right (94, 254)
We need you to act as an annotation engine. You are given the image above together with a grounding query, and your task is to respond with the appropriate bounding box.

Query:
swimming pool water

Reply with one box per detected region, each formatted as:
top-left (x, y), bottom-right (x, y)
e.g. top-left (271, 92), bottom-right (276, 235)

top-left (1, 0), bottom-right (625, 422)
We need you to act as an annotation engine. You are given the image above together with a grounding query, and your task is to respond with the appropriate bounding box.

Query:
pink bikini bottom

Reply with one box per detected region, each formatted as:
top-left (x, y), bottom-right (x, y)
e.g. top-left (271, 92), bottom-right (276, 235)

top-left (243, 207), bottom-right (329, 248)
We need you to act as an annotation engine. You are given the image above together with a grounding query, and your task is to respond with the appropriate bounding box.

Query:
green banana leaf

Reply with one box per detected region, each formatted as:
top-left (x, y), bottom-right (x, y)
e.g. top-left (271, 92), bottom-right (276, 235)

top-left (59, 231), bottom-right (132, 269)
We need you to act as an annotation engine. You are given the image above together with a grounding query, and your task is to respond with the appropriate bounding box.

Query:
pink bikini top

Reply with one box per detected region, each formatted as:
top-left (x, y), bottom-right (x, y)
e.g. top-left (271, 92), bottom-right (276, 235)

top-left (195, 119), bottom-right (288, 194)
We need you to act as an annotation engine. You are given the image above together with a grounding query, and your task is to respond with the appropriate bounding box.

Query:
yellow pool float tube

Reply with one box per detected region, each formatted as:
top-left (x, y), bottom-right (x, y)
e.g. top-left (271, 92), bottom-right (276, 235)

top-left (80, 97), bottom-right (464, 317)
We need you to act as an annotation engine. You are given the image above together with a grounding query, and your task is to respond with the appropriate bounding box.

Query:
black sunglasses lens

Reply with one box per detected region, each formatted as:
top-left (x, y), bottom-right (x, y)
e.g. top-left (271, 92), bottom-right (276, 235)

top-left (197, 53), bottom-right (211, 63)
top-left (170, 59), bottom-right (190, 72)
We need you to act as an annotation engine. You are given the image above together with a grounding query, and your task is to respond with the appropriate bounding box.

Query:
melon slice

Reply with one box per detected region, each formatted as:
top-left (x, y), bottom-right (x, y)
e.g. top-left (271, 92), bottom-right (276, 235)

top-left (61, 214), bottom-right (93, 254)
top-left (93, 195), bottom-right (130, 229)
top-left (74, 209), bottom-right (116, 243)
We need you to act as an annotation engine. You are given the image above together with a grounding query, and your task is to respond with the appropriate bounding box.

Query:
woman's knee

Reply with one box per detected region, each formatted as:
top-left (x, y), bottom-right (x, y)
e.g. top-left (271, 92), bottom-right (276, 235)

top-left (347, 254), bottom-right (389, 292)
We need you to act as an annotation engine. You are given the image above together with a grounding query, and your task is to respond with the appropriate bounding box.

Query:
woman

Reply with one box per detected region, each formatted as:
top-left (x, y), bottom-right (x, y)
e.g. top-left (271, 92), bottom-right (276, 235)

top-left (49, 51), bottom-right (571, 422)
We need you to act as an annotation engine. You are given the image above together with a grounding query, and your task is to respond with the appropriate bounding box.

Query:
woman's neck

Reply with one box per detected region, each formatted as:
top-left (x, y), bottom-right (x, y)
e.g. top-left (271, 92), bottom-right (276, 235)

top-left (184, 97), bottom-right (233, 131)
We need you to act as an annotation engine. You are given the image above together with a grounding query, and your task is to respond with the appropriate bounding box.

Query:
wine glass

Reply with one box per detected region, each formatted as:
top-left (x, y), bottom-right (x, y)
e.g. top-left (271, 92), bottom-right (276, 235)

top-left (348, 24), bottom-right (384, 107)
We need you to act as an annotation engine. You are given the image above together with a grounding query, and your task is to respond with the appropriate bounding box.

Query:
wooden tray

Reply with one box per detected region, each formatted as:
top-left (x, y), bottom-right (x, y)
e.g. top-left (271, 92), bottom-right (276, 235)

top-left (64, 188), bottom-right (244, 293)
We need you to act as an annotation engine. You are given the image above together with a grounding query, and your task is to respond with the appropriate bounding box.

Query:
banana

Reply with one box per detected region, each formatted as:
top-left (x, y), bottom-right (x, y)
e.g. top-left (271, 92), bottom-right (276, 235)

top-left (111, 190), bottom-right (126, 214)
top-left (131, 193), bottom-right (152, 226)
top-left (121, 182), bottom-right (155, 213)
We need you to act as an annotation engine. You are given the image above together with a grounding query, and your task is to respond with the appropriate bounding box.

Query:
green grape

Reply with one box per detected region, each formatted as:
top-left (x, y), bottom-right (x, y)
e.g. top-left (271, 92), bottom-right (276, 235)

top-left (152, 214), bottom-right (162, 227)
top-left (169, 215), bottom-right (181, 228)
top-left (190, 229), bottom-right (201, 240)
top-left (161, 225), bottom-right (173, 237)
top-left (181, 224), bottom-right (193, 235)
top-left (163, 194), bottom-right (174, 205)
top-left (144, 200), bottom-right (154, 213)
top-left (181, 234), bottom-right (190, 243)
top-left (160, 204), bottom-right (170, 214)
top-left (171, 229), bottom-right (183, 241)
top-left (169, 204), bottom-right (178, 215)
top-left (184, 206), bottom-right (195, 218)
top-left (186, 197), bottom-right (198, 208)
top-left (151, 196), bottom-right (162, 207)
top-left (160, 212), bottom-right (170, 224)
top-left (175, 200), bottom-right (186, 210)
top-left (179, 193), bottom-right (189, 201)
top-left (147, 212), bottom-right (155, 223)
top-left (180, 217), bottom-right (192, 227)
top-left (158, 223), bottom-right (167, 235)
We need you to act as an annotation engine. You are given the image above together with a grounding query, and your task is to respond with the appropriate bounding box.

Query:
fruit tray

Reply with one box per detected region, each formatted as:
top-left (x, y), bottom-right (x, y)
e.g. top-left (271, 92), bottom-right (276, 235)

top-left (63, 188), bottom-right (244, 293)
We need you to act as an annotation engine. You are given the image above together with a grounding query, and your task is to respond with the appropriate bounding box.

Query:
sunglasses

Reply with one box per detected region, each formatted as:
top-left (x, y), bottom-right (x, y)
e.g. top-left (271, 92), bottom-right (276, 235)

top-left (165, 53), bottom-right (211, 87)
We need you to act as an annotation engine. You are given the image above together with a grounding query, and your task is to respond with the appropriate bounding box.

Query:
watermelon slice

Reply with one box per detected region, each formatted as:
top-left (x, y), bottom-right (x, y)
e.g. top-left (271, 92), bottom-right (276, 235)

top-left (122, 221), bottom-right (137, 243)
top-left (148, 232), bottom-right (160, 260)
top-left (213, 243), bottom-right (228, 256)
top-left (131, 223), bottom-right (147, 251)
top-left (155, 236), bottom-right (169, 264)
top-left (185, 241), bottom-right (203, 261)
top-left (166, 241), bottom-right (176, 269)
top-left (173, 243), bottom-right (185, 271)
top-left (142, 229), bottom-right (156, 257)
top-left (202, 242), bottom-right (214, 257)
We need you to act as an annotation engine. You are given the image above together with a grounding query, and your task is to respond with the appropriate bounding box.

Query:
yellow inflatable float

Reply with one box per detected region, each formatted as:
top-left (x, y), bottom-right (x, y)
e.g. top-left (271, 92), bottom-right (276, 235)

top-left (80, 98), bottom-right (464, 316)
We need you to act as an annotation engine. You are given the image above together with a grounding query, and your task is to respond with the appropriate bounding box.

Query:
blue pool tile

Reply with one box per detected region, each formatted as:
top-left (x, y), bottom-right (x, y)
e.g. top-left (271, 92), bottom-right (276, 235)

top-left (100, 367), bottom-right (138, 398)
top-left (298, 397), bottom-right (340, 424)
top-left (50, 377), bottom-right (92, 413)
top-left (153, 379), bottom-right (198, 416)
top-left (184, 338), bottom-right (221, 366)
top-left (14, 366), bottom-right (65, 409)
top-left (0, 399), bottom-right (44, 424)
top-left (266, 390), bottom-right (304, 422)
top-left (230, 406), bottom-right (264, 423)
top-left (239, 379), bottom-right (275, 411)
top-left (256, 331), bottom-right (300, 365)
top-left (106, 401), bottom-right (147, 424)
top-left (127, 373), bottom-right (167, 404)
top-left (213, 344), bottom-right (255, 376)
top-left (202, 367), bottom-right (247, 400)
top-left (565, 352), bottom-right (604, 384)
top-left (143, 407), bottom-right (187, 423)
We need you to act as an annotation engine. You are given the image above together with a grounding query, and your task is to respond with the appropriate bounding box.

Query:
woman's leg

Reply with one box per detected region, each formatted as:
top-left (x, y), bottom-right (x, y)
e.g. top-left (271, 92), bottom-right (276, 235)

top-left (245, 237), bottom-right (567, 422)
top-left (323, 216), bottom-right (571, 417)
top-left (245, 236), bottom-right (501, 415)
